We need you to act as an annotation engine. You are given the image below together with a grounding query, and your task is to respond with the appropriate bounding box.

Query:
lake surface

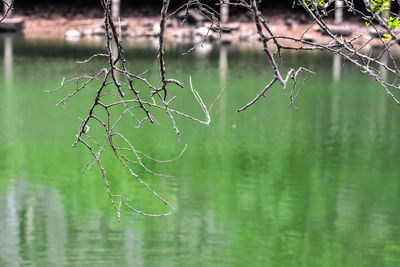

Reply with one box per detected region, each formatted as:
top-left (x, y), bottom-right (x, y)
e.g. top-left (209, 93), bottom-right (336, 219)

top-left (1, 35), bottom-right (400, 267)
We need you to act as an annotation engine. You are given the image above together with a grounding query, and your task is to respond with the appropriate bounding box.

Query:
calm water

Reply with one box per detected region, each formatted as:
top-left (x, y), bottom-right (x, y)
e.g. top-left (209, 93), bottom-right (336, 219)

top-left (1, 35), bottom-right (400, 267)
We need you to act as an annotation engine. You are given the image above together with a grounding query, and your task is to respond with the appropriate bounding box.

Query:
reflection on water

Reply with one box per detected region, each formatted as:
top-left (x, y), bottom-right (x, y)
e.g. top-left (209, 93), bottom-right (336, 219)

top-left (333, 53), bottom-right (341, 82)
top-left (219, 45), bottom-right (228, 86)
top-left (4, 35), bottom-right (12, 89)
top-left (0, 179), bottom-right (68, 266)
top-left (0, 180), bottom-right (22, 266)
top-left (1, 36), bottom-right (400, 266)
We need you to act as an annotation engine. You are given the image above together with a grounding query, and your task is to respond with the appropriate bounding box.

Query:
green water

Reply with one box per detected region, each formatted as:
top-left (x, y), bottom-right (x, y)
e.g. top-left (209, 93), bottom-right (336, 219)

top-left (1, 35), bottom-right (400, 267)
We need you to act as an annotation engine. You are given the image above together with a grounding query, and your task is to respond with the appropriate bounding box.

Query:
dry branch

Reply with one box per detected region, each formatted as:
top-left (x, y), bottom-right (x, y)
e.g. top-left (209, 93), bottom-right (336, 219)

top-left (47, 0), bottom-right (222, 219)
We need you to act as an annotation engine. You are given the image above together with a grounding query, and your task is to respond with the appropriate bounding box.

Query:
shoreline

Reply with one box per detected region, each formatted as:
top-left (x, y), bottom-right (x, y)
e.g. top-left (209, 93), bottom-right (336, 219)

top-left (1, 12), bottom-right (394, 50)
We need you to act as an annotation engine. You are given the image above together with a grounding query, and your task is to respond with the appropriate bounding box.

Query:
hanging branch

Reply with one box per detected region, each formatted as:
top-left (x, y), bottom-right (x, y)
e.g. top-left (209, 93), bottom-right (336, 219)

top-left (206, 0), bottom-right (400, 111)
top-left (47, 0), bottom-right (223, 219)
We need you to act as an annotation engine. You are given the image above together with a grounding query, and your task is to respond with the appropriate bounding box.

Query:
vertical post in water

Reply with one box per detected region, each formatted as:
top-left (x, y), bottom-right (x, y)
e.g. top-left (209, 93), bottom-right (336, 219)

top-left (112, 0), bottom-right (120, 20)
top-left (334, 0), bottom-right (343, 25)
top-left (220, 0), bottom-right (229, 23)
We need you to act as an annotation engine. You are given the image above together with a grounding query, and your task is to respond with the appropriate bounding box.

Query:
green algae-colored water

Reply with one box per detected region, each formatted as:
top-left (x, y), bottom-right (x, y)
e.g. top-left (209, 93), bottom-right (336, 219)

top-left (1, 36), bottom-right (400, 267)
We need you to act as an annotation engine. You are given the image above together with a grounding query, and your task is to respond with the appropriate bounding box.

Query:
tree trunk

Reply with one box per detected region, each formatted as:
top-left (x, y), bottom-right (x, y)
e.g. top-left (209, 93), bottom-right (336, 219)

top-left (112, 0), bottom-right (120, 20)
top-left (220, 0), bottom-right (229, 23)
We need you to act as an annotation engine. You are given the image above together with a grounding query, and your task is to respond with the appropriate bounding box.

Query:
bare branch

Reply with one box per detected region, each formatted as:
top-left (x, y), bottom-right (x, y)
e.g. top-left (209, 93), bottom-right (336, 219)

top-left (47, 0), bottom-right (218, 219)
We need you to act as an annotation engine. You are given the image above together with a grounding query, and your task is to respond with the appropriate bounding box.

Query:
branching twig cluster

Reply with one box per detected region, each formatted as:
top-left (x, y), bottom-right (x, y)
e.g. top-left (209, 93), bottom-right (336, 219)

top-left (47, 0), bottom-right (222, 219)
top-left (214, 0), bottom-right (400, 111)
